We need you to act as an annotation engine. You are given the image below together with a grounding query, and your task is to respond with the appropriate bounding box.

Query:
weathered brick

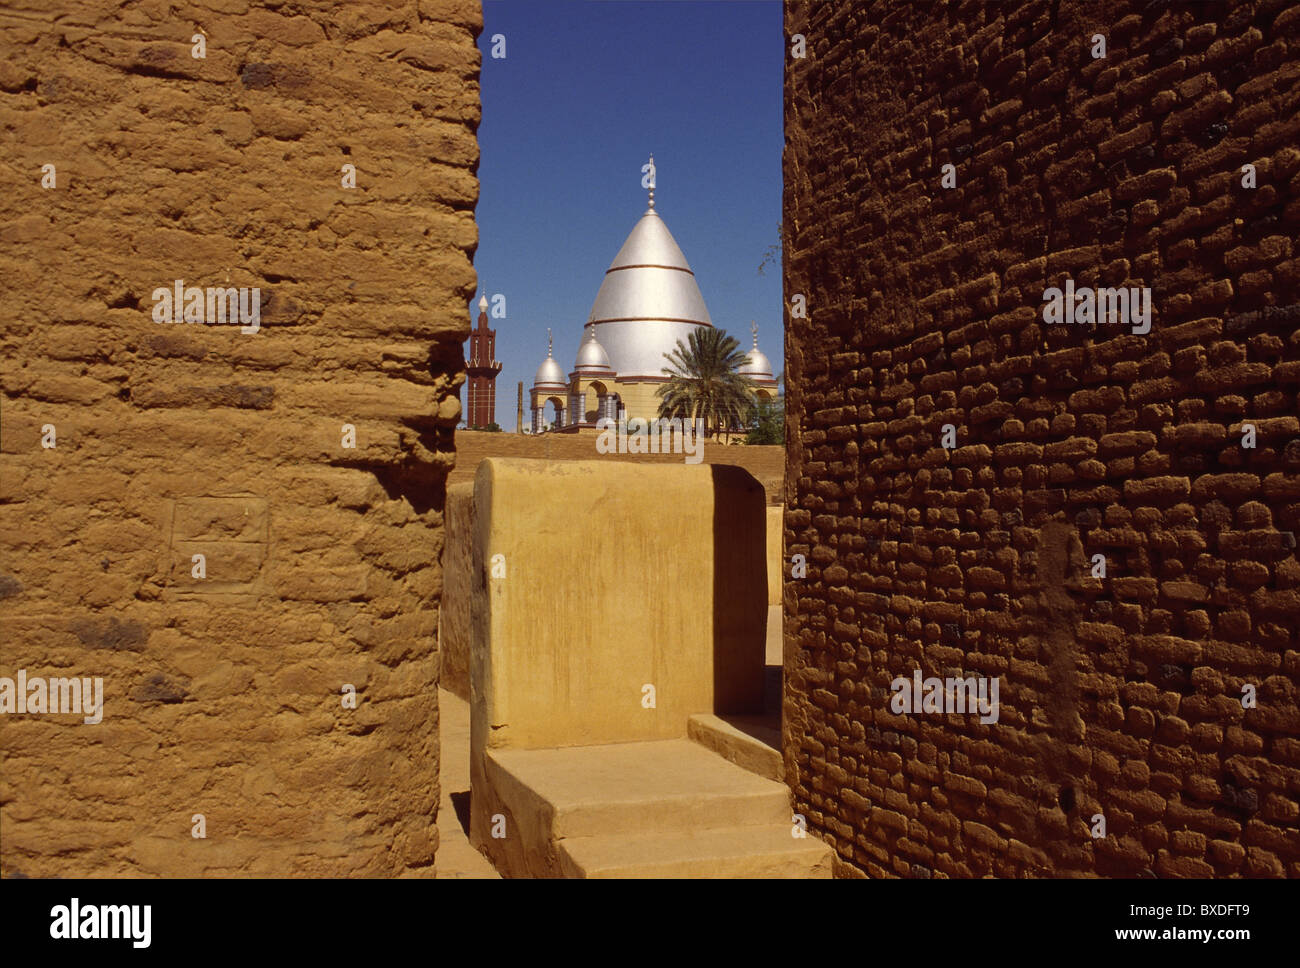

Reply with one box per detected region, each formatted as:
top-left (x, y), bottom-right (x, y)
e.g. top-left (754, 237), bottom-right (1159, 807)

top-left (784, 0), bottom-right (1298, 881)
top-left (1, 1), bottom-right (478, 878)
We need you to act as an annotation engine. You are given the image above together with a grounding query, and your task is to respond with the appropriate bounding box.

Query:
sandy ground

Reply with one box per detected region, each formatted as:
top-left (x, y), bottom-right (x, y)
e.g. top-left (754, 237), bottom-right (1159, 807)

top-left (450, 430), bottom-right (785, 504)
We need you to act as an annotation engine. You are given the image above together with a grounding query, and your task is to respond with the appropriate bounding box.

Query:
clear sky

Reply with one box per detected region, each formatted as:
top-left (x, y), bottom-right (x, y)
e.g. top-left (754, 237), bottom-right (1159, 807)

top-left (470, 0), bottom-right (783, 430)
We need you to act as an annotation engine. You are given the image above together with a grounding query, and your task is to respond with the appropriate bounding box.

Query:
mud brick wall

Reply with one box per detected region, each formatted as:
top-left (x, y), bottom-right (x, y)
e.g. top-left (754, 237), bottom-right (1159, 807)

top-left (783, 0), bottom-right (1300, 877)
top-left (0, 0), bottom-right (480, 876)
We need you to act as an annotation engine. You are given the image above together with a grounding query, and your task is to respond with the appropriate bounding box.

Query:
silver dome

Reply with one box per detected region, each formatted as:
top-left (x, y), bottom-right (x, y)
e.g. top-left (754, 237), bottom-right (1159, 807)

top-left (739, 323), bottom-right (777, 384)
top-left (739, 348), bottom-right (775, 382)
top-left (573, 327), bottom-right (614, 374)
top-left (533, 355), bottom-right (566, 388)
top-left (588, 207), bottom-right (712, 380)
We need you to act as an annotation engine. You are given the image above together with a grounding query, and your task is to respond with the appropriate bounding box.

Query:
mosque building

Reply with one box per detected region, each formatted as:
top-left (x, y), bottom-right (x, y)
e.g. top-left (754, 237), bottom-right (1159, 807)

top-left (529, 159), bottom-right (778, 433)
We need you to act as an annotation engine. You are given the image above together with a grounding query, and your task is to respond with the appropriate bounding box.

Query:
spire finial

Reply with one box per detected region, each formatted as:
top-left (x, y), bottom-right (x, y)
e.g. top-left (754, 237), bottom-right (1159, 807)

top-left (751, 319), bottom-right (759, 348)
top-left (547, 328), bottom-right (553, 358)
top-left (647, 153), bottom-right (655, 209)
top-left (478, 290), bottom-right (488, 311)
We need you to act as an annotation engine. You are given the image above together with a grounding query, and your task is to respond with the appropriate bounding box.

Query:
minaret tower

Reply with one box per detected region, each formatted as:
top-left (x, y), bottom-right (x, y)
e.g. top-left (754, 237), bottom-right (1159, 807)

top-left (465, 291), bottom-right (503, 429)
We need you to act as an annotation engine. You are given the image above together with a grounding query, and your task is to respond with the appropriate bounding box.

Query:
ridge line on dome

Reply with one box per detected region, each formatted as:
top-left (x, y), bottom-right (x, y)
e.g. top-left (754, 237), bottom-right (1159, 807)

top-left (605, 264), bottom-right (696, 276)
top-left (588, 316), bottom-right (714, 326)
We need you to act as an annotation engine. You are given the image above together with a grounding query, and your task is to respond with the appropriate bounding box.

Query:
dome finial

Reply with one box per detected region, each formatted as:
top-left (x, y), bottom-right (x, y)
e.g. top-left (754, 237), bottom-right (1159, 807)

top-left (478, 290), bottom-right (488, 312)
top-left (751, 319), bottom-right (759, 348)
top-left (547, 328), bottom-right (553, 358)
top-left (647, 153), bottom-right (655, 209)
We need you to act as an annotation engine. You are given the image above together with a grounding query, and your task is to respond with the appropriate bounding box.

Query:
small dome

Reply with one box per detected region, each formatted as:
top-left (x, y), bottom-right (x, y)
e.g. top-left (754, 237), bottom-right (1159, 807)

top-left (534, 356), bottom-right (566, 387)
top-left (739, 324), bottom-right (777, 384)
top-left (533, 328), bottom-right (567, 387)
top-left (573, 326), bottom-right (614, 373)
top-left (739, 347), bottom-right (774, 380)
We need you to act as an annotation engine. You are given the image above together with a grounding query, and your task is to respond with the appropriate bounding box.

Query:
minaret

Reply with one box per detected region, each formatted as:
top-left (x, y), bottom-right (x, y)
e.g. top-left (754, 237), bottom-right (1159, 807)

top-left (465, 291), bottom-right (503, 429)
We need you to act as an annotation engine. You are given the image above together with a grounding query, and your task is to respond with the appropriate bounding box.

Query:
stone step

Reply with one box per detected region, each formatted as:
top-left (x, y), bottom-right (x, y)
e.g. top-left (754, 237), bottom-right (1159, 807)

top-left (687, 713), bottom-right (784, 781)
top-left (558, 825), bottom-right (834, 878)
top-left (486, 739), bottom-right (790, 842)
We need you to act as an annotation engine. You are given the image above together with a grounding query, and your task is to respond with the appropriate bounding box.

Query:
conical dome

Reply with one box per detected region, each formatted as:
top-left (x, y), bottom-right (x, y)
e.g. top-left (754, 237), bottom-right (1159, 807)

top-left (587, 205), bottom-right (712, 379)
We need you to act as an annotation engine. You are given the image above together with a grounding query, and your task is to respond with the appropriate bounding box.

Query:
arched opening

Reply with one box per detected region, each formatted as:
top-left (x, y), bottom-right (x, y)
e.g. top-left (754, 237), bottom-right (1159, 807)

top-left (586, 380), bottom-right (608, 423)
top-left (543, 396), bottom-right (565, 431)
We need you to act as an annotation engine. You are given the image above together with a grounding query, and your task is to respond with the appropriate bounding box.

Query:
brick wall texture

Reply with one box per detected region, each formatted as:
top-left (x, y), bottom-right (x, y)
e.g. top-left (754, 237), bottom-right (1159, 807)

top-left (783, 0), bottom-right (1299, 877)
top-left (0, 0), bottom-right (481, 875)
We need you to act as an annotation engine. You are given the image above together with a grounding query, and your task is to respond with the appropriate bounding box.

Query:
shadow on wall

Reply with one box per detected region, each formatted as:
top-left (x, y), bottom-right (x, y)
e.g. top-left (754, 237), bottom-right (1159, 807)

top-left (332, 342), bottom-right (463, 515)
top-left (712, 463), bottom-right (769, 716)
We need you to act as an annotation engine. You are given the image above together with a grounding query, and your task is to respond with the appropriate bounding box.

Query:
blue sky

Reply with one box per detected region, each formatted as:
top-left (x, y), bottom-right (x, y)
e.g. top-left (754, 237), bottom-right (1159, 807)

top-left (471, 0), bottom-right (783, 430)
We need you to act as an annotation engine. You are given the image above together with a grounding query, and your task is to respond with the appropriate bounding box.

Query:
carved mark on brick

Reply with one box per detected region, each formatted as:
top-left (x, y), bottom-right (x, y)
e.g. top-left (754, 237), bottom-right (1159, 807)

top-left (166, 496), bottom-right (268, 598)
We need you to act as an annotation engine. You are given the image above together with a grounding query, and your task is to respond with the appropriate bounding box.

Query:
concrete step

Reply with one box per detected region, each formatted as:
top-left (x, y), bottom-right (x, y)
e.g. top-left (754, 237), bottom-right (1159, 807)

top-left (687, 713), bottom-right (783, 781)
top-left (486, 739), bottom-right (790, 841)
top-left (558, 824), bottom-right (834, 878)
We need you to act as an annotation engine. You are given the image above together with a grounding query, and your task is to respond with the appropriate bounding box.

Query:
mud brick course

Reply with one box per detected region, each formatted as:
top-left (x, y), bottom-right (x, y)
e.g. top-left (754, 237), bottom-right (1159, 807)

top-left (0, 1), bottom-right (481, 875)
top-left (783, 0), bottom-right (1299, 877)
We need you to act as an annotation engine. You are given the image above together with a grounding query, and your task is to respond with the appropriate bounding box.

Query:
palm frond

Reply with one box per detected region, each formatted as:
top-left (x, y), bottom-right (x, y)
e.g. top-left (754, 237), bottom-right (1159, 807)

top-left (656, 327), bottom-right (760, 437)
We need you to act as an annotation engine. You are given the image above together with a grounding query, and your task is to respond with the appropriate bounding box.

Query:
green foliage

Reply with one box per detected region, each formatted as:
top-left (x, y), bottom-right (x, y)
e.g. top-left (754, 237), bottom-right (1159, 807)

top-left (745, 397), bottom-right (784, 445)
top-left (484, 422), bottom-right (502, 432)
top-left (655, 328), bottom-right (758, 440)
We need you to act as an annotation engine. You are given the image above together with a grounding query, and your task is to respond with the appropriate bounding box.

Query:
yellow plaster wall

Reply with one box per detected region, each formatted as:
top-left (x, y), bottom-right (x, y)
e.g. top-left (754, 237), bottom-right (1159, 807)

top-left (469, 457), bottom-right (767, 757)
top-left (610, 380), bottom-right (666, 422)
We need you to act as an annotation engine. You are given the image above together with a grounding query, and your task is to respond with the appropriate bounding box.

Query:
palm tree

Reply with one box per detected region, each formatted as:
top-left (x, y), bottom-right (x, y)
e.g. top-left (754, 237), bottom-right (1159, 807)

top-left (656, 328), bottom-right (758, 442)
